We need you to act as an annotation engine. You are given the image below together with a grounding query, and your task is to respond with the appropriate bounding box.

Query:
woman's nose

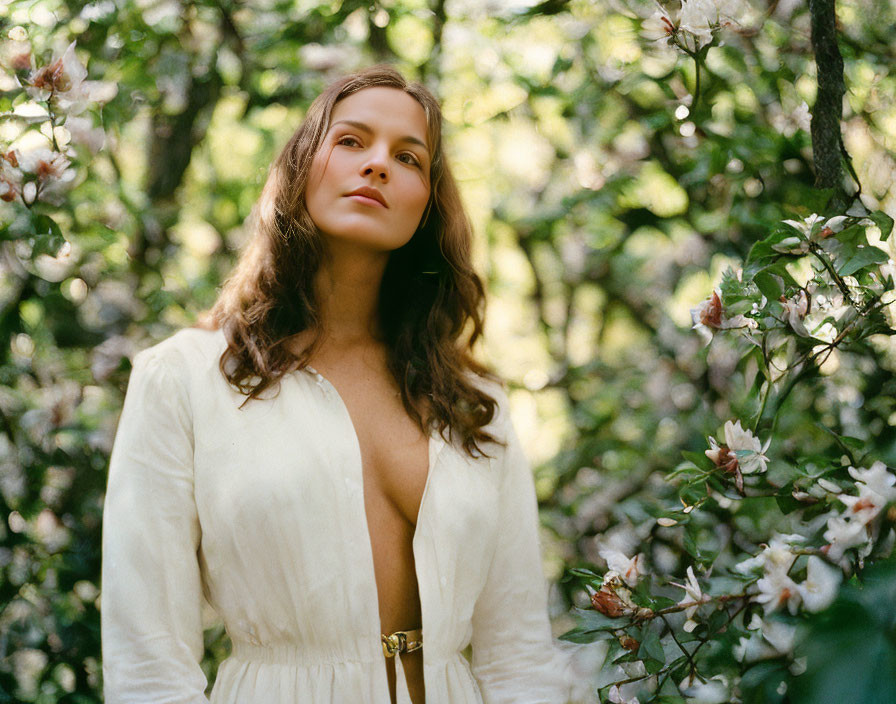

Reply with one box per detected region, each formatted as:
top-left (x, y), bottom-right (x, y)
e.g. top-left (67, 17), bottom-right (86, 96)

top-left (360, 148), bottom-right (389, 181)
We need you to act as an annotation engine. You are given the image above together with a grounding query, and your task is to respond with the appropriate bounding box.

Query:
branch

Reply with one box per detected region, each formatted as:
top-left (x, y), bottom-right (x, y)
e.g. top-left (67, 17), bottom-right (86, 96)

top-left (808, 0), bottom-right (848, 205)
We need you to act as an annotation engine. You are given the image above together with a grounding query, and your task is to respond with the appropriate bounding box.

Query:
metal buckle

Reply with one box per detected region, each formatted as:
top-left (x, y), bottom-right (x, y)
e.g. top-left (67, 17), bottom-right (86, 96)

top-left (382, 632), bottom-right (405, 658)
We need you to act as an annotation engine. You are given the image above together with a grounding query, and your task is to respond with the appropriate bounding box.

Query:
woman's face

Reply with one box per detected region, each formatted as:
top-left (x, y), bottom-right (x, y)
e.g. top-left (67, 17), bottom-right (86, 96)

top-left (305, 86), bottom-right (432, 252)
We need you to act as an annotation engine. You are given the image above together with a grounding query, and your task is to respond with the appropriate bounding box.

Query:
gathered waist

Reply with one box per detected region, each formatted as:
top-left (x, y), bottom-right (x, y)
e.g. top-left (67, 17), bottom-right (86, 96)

top-left (231, 637), bottom-right (461, 667)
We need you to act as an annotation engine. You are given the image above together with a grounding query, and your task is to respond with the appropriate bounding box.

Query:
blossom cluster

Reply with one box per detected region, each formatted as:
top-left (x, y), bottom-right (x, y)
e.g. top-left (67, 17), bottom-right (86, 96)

top-left (704, 419), bottom-right (770, 493)
top-left (641, 0), bottom-right (748, 54)
top-left (576, 201), bottom-right (894, 700)
top-left (0, 35), bottom-right (115, 208)
top-left (822, 461), bottom-right (896, 562)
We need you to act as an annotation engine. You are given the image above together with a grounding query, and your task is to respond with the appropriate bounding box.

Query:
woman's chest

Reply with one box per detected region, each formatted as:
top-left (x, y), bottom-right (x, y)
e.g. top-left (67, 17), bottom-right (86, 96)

top-left (187, 373), bottom-right (502, 570)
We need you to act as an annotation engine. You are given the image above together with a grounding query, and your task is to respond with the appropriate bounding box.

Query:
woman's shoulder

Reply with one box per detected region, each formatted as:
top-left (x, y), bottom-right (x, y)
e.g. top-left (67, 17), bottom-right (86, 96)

top-left (463, 369), bottom-right (514, 438)
top-left (133, 326), bottom-right (226, 378)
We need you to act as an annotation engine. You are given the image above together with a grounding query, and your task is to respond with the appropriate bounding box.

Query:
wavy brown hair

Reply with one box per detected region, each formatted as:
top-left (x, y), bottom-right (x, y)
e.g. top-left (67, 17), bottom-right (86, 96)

top-left (200, 65), bottom-right (500, 457)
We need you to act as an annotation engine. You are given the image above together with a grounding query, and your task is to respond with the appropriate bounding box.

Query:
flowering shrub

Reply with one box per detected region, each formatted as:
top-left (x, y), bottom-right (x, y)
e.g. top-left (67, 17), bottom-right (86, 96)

top-left (0, 32), bottom-right (114, 249)
top-left (565, 209), bottom-right (895, 701)
top-left (561, 3), bottom-right (896, 702)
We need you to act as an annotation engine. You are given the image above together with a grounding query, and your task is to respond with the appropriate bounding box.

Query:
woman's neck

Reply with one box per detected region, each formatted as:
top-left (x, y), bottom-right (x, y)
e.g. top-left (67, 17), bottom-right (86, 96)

top-left (314, 239), bottom-right (390, 346)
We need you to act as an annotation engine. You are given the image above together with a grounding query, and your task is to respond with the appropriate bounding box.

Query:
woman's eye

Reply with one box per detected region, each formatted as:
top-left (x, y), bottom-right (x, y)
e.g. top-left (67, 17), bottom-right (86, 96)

top-left (337, 136), bottom-right (360, 147)
top-left (397, 153), bottom-right (420, 167)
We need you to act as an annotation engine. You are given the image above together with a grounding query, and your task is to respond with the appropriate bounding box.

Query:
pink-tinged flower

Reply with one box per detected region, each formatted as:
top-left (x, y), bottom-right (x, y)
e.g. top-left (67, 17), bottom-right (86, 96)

top-left (780, 289), bottom-right (811, 337)
top-left (691, 289), bottom-right (756, 344)
top-left (798, 556), bottom-right (841, 613)
top-left (706, 420), bottom-right (770, 493)
top-left (26, 41), bottom-right (117, 115)
top-left (0, 179), bottom-right (16, 202)
top-left (848, 461), bottom-right (896, 503)
top-left (838, 487), bottom-right (887, 525)
top-left (642, 4), bottom-right (678, 45)
top-left (0, 32), bottom-right (32, 74)
top-left (600, 549), bottom-right (647, 588)
top-left (783, 213), bottom-right (849, 242)
top-left (756, 568), bottom-right (801, 614)
top-left (64, 116), bottom-right (107, 153)
top-left (17, 148), bottom-right (73, 182)
top-left (721, 420), bottom-right (770, 474)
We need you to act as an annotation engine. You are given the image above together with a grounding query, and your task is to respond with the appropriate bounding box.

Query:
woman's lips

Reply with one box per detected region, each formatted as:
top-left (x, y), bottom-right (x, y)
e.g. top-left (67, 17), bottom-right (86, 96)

top-left (346, 193), bottom-right (387, 208)
top-left (345, 186), bottom-right (388, 207)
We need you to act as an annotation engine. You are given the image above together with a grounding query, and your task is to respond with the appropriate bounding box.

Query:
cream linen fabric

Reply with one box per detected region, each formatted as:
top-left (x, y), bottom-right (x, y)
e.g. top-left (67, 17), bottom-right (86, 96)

top-left (101, 328), bottom-right (568, 703)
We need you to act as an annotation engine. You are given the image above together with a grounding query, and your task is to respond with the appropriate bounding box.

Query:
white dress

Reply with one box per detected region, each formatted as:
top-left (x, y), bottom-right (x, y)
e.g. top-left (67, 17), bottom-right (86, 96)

top-left (101, 328), bottom-right (568, 703)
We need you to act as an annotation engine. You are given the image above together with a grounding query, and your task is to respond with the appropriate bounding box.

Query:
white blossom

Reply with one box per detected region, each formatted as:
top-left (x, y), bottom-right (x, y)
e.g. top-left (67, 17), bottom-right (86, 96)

top-left (22, 180), bottom-right (37, 204)
top-left (16, 147), bottom-right (74, 181)
top-left (798, 556), bottom-right (841, 612)
top-left (781, 213), bottom-right (849, 243)
top-left (755, 568), bottom-right (801, 614)
top-left (641, 5), bottom-right (677, 45)
top-left (26, 41), bottom-right (117, 115)
top-left (781, 289), bottom-right (810, 337)
top-left (600, 549), bottom-right (647, 588)
top-left (725, 420), bottom-right (770, 474)
top-left (673, 566), bottom-right (707, 632)
top-left (822, 514), bottom-right (868, 561)
top-left (65, 115), bottom-right (107, 153)
top-left (705, 420), bottom-right (771, 482)
top-left (678, 0), bottom-right (716, 49)
top-left (734, 614), bottom-right (796, 662)
top-left (609, 684), bottom-right (641, 704)
top-left (848, 461), bottom-right (896, 504)
top-left (678, 673), bottom-right (730, 704)
top-left (736, 534), bottom-right (806, 614)
top-left (641, 0), bottom-right (747, 54)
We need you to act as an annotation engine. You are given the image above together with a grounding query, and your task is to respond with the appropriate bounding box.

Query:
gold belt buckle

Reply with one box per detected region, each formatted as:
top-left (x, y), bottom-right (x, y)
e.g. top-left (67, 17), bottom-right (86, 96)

top-left (382, 629), bottom-right (422, 658)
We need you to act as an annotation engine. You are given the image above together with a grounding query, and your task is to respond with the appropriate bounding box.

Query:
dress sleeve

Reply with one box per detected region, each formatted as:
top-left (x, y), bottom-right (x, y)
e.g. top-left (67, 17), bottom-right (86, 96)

top-left (470, 395), bottom-right (569, 703)
top-left (101, 347), bottom-right (210, 703)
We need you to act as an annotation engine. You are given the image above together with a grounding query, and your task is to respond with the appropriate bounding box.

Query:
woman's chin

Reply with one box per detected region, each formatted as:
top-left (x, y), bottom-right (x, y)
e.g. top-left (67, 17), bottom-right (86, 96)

top-left (321, 228), bottom-right (416, 253)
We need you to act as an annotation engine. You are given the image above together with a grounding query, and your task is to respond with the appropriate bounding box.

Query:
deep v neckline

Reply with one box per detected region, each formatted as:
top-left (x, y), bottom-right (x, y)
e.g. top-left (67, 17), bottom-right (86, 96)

top-left (301, 365), bottom-right (441, 620)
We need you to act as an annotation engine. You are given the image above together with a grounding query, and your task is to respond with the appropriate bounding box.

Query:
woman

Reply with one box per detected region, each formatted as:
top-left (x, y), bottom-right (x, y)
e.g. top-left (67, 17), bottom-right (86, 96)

top-left (101, 65), bottom-right (567, 704)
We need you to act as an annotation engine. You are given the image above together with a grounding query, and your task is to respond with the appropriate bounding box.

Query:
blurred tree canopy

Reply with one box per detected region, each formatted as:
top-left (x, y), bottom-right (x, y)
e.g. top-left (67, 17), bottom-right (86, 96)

top-left (0, 0), bottom-right (895, 701)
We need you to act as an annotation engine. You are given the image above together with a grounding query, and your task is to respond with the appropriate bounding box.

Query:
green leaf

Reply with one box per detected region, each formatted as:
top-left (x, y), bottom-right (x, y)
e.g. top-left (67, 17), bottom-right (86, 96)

top-left (745, 239), bottom-right (779, 266)
top-left (740, 661), bottom-right (789, 704)
top-left (571, 607), bottom-right (629, 631)
top-left (27, 214), bottom-right (67, 257)
top-left (681, 450), bottom-right (715, 472)
top-left (775, 491), bottom-right (802, 515)
top-left (637, 627), bottom-right (666, 672)
top-left (838, 245), bottom-right (889, 276)
top-left (568, 567), bottom-right (601, 581)
top-left (752, 269), bottom-right (784, 301)
top-left (871, 210), bottom-right (894, 241)
top-left (559, 625), bottom-right (615, 644)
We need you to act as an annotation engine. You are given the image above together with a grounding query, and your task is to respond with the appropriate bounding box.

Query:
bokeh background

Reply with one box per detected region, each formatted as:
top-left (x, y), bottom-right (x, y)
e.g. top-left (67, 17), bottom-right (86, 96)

top-left (1, 0), bottom-right (895, 700)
